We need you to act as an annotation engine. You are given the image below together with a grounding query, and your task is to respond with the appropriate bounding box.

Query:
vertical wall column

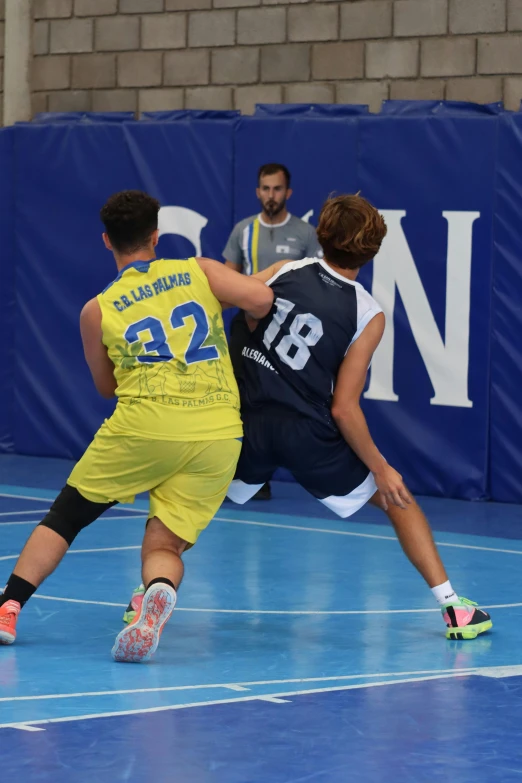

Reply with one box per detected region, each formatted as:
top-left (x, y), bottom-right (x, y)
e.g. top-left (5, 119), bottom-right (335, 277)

top-left (3, 0), bottom-right (32, 126)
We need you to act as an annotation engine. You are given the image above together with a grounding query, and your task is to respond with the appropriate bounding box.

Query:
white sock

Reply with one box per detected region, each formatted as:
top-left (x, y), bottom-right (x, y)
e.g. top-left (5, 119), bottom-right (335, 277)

top-left (431, 580), bottom-right (459, 606)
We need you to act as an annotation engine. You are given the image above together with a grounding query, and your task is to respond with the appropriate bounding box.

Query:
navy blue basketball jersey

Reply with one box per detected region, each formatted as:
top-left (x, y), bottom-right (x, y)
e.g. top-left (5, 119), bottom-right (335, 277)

top-left (241, 258), bottom-right (383, 425)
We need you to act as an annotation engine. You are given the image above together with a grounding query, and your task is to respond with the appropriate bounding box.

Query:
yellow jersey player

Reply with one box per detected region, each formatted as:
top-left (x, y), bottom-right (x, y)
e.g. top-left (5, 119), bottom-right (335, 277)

top-left (0, 190), bottom-right (273, 662)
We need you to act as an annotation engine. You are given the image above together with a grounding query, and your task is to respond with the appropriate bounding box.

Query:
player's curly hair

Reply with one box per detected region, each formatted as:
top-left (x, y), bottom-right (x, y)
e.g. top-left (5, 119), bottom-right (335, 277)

top-left (100, 190), bottom-right (160, 254)
top-left (317, 194), bottom-right (387, 270)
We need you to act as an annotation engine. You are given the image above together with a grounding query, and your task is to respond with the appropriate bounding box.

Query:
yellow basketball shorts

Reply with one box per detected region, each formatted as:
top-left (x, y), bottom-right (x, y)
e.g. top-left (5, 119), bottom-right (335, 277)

top-left (67, 421), bottom-right (242, 545)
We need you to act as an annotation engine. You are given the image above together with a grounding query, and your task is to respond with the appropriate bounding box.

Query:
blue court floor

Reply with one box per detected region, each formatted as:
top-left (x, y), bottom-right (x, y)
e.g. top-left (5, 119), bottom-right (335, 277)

top-left (0, 455), bottom-right (521, 782)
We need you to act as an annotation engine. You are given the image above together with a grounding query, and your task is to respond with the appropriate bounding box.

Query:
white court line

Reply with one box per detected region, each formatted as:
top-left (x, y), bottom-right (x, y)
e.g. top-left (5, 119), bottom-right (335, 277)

top-left (0, 666), bottom-right (486, 703)
top-left (0, 492), bottom-right (142, 516)
top-left (2, 490), bottom-right (522, 556)
top-left (0, 671), bottom-right (480, 731)
top-left (215, 516), bottom-right (400, 541)
top-left (0, 515), bottom-right (145, 527)
top-left (215, 517), bottom-right (522, 556)
top-left (31, 593), bottom-right (522, 615)
top-left (0, 492), bottom-right (57, 503)
top-left (0, 509), bottom-right (49, 517)
top-left (0, 546), bottom-right (141, 562)
top-left (36, 595), bottom-right (125, 608)
top-left (0, 493), bottom-right (522, 557)
top-left (57, 545), bottom-right (140, 555)
top-left (2, 509), bottom-right (522, 557)
top-left (120, 505), bottom-right (147, 512)
top-left (2, 724), bottom-right (46, 732)
top-left (0, 492), bottom-right (145, 514)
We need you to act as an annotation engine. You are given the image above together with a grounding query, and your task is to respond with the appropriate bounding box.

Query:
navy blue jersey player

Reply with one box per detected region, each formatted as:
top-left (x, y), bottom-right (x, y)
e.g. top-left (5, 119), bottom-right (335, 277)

top-left (232, 253), bottom-right (381, 515)
top-left (228, 195), bottom-right (492, 640)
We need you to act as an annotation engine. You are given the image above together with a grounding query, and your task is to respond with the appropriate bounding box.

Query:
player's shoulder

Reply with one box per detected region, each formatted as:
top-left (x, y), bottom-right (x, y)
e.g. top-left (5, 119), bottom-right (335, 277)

top-left (266, 257), bottom-right (320, 285)
top-left (310, 261), bottom-right (381, 312)
top-left (157, 256), bottom-right (203, 283)
top-left (231, 214), bottom-right (258, 233)
top-left (156, 256), bottom-right (196, 268)
top-left (353, 280), bottom-right (382, 316)
top-left (81, 296), bottom-right (102, 327)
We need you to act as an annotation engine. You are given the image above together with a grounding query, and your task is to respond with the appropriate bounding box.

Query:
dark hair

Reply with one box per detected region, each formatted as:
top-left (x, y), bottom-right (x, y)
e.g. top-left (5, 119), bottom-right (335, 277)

top-left (257, 163), bottom-right (291, 188)
top-left (317, 194), bottom-right (387, 270)
top-left (100, 190), bottom-right (160, 254)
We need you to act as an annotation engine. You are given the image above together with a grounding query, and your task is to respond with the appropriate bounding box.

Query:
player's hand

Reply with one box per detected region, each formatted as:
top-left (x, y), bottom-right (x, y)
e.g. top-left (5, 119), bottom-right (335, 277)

top-left (372, 464), bottom-right (412, 511)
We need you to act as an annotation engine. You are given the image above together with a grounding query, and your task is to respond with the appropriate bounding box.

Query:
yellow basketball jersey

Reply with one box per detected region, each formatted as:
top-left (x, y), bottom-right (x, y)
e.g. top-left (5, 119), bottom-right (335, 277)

top-left (97, 257), bottom-right (242, 441)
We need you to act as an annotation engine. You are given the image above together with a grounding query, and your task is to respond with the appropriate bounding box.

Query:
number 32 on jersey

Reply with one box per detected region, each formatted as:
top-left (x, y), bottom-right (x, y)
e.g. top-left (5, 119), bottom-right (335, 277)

top-left (124, 300), bottom-right (219, 365)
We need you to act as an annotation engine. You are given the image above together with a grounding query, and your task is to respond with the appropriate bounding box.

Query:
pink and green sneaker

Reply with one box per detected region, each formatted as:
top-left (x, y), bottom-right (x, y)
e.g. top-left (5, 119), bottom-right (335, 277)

top-left (122, 584), bottom-right (145, 625)
top-left (112, 583), bottom-right (176, 663)
top-left (442, 597), bottom-right (492, 640)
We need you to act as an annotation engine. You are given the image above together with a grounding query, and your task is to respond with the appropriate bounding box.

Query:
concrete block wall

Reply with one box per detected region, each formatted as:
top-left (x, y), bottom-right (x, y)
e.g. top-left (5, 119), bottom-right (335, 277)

top-left (22, 0), bottom-right (522, 117)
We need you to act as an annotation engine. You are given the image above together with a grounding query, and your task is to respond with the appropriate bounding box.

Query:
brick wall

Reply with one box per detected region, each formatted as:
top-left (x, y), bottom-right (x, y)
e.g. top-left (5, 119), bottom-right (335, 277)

top-left (24, 0), bottom-right (522, 118)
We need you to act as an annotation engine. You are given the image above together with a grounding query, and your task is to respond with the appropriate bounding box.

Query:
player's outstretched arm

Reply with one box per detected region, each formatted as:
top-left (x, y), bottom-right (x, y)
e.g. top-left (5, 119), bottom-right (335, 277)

top-left (196, 257), bottom-right (274, 320)
top-left (224, 259), bottom-right (242, 273)
top-left (80, 298), bottom-right (117, 399)
top-left (252, 259), bottom-right (290, 284)
top-left (331, 313), bottom-right (412, 511)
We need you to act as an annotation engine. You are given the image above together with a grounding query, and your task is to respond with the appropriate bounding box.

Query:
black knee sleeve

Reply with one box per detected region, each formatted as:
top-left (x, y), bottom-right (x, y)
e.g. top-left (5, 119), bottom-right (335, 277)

top-left (38, 485), bottom-right (117, 546)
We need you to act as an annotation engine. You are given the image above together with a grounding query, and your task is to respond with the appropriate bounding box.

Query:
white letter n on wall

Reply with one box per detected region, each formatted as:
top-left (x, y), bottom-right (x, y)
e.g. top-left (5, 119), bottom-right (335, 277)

top-left (364, 210), bottom-right (479, 408)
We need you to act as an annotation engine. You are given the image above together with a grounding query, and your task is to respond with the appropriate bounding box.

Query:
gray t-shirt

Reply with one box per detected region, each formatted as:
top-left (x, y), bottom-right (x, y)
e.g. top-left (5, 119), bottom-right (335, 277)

top-left (223, 213), bottom-right (322, 275)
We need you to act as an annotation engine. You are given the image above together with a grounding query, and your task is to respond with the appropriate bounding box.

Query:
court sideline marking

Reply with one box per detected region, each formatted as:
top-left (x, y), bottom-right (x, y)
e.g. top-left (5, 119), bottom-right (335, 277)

top-left (0, 670), bottom-right (509, 732)
top-left (1, 490), bottom-right (520, 735)
top-left (4, 665), bottom-right (520, 704)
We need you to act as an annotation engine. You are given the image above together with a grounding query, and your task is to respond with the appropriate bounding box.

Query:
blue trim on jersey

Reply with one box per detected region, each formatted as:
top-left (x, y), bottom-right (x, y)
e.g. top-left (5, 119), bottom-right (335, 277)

top-left (102, 260), bottom-right (153, 294)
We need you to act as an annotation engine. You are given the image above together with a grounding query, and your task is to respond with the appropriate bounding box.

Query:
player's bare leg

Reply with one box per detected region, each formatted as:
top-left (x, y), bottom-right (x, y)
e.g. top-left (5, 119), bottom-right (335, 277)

top-left (0, 527), bottom-right (69, 645)
top-left (112, 517), bottom-right (186, 662)
top-left (369, 491), bottom-right (492, 639)
top-left (370, 492), bottom-right (447, 588)
top-left (141, 517), bottom-right (187, 589)
top-left (9, 526), bottom-right (69, 592)
top-left (0, 486), bottom-right (113, 645)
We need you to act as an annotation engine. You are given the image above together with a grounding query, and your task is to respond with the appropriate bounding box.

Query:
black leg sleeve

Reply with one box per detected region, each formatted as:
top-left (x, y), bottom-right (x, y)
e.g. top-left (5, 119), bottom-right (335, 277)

top-left (38, 485), bottom-right (117, 546)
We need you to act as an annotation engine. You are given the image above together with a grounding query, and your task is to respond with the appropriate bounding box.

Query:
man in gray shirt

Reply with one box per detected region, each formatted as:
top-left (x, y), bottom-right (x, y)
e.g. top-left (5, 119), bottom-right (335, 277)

top-left (224, 163), bottom-right (321, 499)
top-left (224, 163), bottom-right (321, 276)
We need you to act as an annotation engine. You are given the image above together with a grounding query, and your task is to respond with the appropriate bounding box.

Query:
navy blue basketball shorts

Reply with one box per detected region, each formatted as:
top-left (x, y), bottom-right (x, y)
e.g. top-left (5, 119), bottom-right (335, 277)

top-left (227, 411), bottom-right (377, 518)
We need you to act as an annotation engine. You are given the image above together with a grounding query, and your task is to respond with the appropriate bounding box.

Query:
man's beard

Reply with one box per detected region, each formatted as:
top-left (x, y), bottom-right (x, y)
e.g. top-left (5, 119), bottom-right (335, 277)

top-left (264, 198), bottom-right (286, 217)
